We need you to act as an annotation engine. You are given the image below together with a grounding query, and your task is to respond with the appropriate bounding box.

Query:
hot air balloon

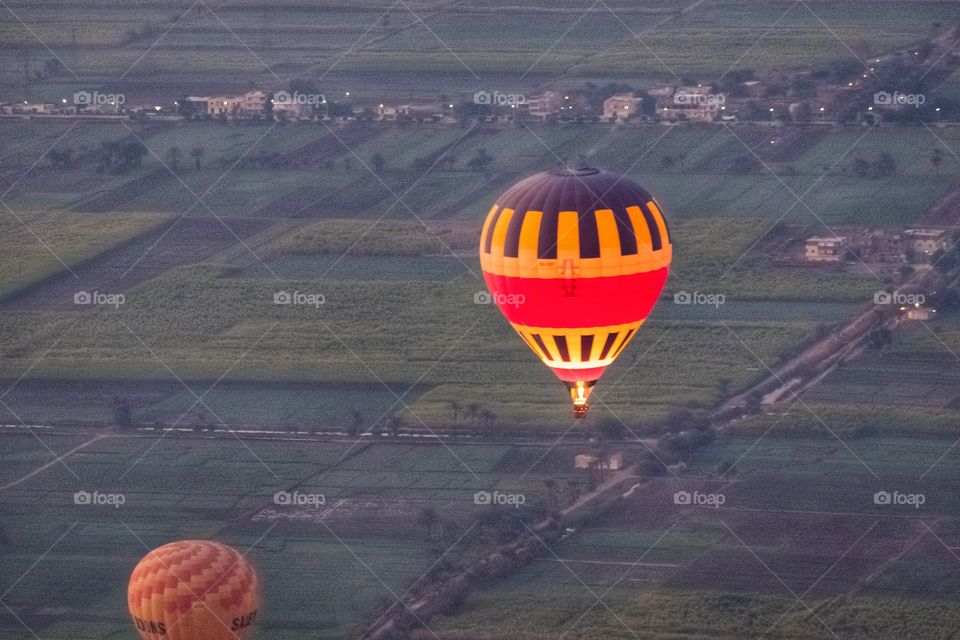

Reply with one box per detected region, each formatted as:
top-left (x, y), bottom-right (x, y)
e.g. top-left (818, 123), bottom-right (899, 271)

top-left (479, 167), bottom-right (672, 418)
top-left (128, 540), bottom-right (261, 640)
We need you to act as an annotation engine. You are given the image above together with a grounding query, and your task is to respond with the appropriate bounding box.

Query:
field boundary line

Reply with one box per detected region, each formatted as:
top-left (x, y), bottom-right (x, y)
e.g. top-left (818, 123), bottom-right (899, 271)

top-left (0, 434), bottom-right (104, 492)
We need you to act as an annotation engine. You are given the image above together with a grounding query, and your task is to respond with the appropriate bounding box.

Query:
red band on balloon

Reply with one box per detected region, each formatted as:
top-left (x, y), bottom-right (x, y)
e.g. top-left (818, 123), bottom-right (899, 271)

top-left (482, 267), bottom-right (669, 328)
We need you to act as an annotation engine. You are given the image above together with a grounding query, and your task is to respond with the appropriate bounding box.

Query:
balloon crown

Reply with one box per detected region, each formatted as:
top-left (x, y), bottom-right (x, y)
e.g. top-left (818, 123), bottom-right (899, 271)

top-left (550, 166), bottom-right (600, 177)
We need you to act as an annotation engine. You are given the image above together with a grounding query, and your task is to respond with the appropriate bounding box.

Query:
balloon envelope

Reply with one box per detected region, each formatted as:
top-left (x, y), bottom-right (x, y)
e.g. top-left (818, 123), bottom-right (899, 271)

top-left (479, 167), bottom-right (672, 417)
top-left (128, 540), bottom-right (260, 640)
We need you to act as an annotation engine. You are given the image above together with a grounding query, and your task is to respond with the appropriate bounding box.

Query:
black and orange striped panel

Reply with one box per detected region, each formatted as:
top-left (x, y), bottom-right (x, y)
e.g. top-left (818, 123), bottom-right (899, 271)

top-left (480, 169), bottom-right (672, 279)
top-left (510, 320), bottom-right (644, 371)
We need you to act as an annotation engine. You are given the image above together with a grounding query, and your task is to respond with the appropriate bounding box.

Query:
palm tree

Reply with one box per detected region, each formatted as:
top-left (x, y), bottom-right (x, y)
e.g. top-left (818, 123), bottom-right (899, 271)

top-left (466, 402), bottom-right (480, 424)
top-left (930, 148), bottom-right (944, 175)
top-left (190, 145), bottom-right (205, 170)
top-left (165, 146), bottom-right (182, 171)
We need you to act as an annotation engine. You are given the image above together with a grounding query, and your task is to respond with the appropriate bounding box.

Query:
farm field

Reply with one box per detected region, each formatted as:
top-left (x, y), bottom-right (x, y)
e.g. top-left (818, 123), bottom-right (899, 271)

top-left (729, 313), bottom-right (960, 440)
top-left (3, 120), bottom-right (956, 226)
top-left (0, 433), bottom-right (598, 640)
top-left (0, 211), bottom-right (886, 431)
top-left (3, 2), bottom-right (960, 639)
top-left (429, 436), bottom-right (960, 639)
top-left (2, 1), bottom-right (957, 93)
top-left (0, 211), bottom-right (169, 298)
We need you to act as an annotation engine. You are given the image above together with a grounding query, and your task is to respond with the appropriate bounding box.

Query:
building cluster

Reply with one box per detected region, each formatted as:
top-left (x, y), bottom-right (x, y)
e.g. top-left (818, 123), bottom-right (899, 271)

top-left (3, 40), bottom-right (952, 126)
top-left (804, 227), bottom-right (953, 267)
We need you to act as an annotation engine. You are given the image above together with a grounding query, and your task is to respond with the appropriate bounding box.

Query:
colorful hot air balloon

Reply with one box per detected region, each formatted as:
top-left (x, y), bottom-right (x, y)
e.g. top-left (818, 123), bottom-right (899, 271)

top-left (128, 540), bottom-right (261, 640)
top-left (479, 167), bottom-right (672, 418)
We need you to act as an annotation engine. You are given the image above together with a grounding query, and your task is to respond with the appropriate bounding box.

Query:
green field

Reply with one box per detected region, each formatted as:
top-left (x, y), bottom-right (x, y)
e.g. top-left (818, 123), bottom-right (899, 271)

top-left (430, 435), bottom-right (960, 639)
top-left (3, 0), bottom-right (956, 88)
top-left (0, 212), bottom-right (168, 298)
top-left (4, 121), bottom-right (956, 225)
top-left (0, 211), bottom-right (875, 430)
top-left (0, 434), bottom-right (593, 639)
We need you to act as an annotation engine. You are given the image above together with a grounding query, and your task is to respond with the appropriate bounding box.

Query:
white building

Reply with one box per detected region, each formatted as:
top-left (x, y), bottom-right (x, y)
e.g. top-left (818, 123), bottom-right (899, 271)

top-left (805, 236), bottom-right (848, 262)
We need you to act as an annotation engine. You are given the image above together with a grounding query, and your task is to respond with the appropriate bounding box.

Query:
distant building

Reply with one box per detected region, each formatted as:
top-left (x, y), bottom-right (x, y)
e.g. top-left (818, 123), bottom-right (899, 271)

top-left (805, 236), bottom-right (848, 262)
top-left (15, 101), bottom-right (55, 114)
top-left (849, 229), bottom-right (904, 264)
top-left (659, 86), bottom-right (721, 123)
top-left (904, 228), bottom-right (949, 264)
top-left (907, 307), bottom-right (936, 321)
top-left (603, 93), bottom-right (641, 121)
top-left (207, 96), bottom-right (242, 117)
top-left (524, 90), bottom-right (563, 120)
top-left (377, 103), bottom-right (441, 121)
top-left (647, 84), bottom-right (675, 99)
top-left (241, 90), bottom-right (269, 116)
top-left (742, 80), bottom-right (765, 98)
top-left (184, 96), bottom-right (210, 116)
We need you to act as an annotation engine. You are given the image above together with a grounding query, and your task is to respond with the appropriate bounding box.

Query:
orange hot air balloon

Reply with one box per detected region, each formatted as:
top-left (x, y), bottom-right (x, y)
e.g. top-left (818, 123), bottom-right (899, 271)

top-left (128, 540), bottom-right (261, 640)
top-left (479, 167), bottom-right (672, 419)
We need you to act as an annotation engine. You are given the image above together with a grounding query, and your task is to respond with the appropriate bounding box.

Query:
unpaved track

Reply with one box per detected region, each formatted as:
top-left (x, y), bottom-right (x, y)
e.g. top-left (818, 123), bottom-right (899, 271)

top-left (0, 433), bottom-right (105, 492)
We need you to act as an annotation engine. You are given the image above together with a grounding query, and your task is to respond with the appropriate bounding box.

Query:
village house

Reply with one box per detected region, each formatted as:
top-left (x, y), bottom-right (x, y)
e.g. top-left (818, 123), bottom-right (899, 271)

top-left (602, 93), bottom-right (641, 121)
top-left (658, 85), bottom-right (721, 123)
top-left (523, 90), bottom-right (564, 120)
top-left (805, 236), bottom-right (848, 262)
top-left (377, 103), bottom-right (442, 121)
top-left (241, 90), bottom-right (269, 116)
top-left (207, 95), bottom-right (243, 117)
top-left (904, 228), bottom-right (950, 264)
top-left (847, 229), bottom-right (904, 264)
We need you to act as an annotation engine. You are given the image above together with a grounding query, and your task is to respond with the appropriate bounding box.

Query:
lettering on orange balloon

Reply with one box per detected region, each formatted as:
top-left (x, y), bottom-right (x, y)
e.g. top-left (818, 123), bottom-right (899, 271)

top-left (128, 540), bottom-right (261, 640)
